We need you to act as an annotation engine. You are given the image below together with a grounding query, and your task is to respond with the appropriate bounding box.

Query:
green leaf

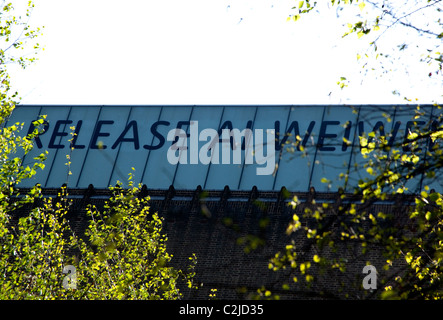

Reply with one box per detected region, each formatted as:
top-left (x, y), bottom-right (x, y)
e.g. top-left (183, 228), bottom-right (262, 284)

top-left (425, 211), bottom-right (432, 221)
top-left (321, 177), bottom-right (330, 184)
top-left (405, 252), bottom-right (413, 264)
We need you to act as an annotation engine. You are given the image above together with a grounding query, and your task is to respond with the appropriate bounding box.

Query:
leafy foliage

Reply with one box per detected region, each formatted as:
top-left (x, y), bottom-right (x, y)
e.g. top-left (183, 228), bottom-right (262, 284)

top-left (252, 0), bottom-right (443, 300)
top-left (0, 188), bottom-right (76, 298)
top-left (74, 176), bottom-right (198, 299)
top-left (0, 2), bottom-right (196, 300)
top-left (288, 0), bottom-right (443, 100)
top-left (1, 1), bottom-right (43, 118)
top-left (0, 174), bottom-right (197, 299)
top-left (267, 105), bottom-right (443, 299)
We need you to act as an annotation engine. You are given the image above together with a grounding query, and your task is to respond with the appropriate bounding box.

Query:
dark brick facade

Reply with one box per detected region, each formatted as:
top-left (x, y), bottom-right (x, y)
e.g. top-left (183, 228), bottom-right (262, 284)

top-left (13, 185), bottom-right (413, 300)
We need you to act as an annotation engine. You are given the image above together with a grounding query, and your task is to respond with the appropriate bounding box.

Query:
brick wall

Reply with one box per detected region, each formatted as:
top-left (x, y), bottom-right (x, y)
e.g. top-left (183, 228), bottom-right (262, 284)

top-left (12, 186), bottom-right (413, 299)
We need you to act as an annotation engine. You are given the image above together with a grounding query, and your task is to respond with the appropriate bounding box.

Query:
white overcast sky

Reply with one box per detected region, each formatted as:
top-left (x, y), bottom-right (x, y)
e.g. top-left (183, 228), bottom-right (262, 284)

top-left (8, 0), bottom-right (442, 105)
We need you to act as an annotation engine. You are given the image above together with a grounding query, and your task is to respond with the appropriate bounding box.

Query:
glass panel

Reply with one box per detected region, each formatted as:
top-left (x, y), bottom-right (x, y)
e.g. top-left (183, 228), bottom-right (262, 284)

top-left (239, 106), bottom-right (291, 191)
top-left (141, 106), bottom-right (193, 189)
top-left (310, 105), bottom-right (358, 192)
top-left (273, 106), bottom-right (324, 192)
top-left (346, 105), bottom-right (398, 193)
top-left (204, 106), bottom-right (257, 190)
top-left (173, 106), bottom-right (224, 189)
top-left (10, 105), bottom-right (437, 193)
top-left (4, 106), bottom-right (42, 170)
top-left (76, 107), bottom-right (131, 188)
top-left (46, 106), bottom-right (101, 188)
top-left (421, 105), bottom-right (442, 193)
top-left (392, 105), bottom-right (433, 193)
top-left (19, 106), bottom-right (71, 188)
top-left (108, 106), bottom-right (162, 187)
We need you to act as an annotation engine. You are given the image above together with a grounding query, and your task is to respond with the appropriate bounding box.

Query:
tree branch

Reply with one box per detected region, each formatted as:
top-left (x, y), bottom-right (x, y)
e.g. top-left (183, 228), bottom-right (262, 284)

top-left (367, 0), bottom-right (443, 45)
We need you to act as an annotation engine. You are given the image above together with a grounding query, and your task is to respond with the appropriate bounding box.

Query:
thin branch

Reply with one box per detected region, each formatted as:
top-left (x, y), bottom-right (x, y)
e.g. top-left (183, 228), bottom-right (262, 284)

top-left (367, 0), bottom-right (443, 45)
top-left (3, 12), bottom-right (34, 54)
